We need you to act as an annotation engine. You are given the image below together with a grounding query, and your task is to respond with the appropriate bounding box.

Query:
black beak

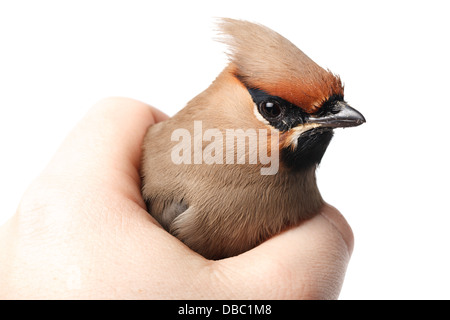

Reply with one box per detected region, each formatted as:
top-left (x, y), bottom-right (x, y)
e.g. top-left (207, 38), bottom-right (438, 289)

top-left (306, 101), bottom-right (366, 128)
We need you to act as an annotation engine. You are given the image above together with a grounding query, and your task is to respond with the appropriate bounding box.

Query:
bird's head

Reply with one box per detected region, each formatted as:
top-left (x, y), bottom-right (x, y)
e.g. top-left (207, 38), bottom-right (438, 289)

top-left (216, 18), bottom-right (365, 172)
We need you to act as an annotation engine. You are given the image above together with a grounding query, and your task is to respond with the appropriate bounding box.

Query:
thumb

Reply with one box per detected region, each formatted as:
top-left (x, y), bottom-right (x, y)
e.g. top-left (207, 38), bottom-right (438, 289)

top-left (212, 204), bottom-right (353, 299)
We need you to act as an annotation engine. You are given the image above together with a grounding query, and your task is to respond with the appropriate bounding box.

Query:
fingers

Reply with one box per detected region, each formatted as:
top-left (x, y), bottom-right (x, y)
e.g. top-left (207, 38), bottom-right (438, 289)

top-left (44, 97), bottom-right (166, 179)
top-left (20, 97), bottom-right (168, 215)
top-left (211, 205), bottom-right (353, 299)
top-left (320, 203), bottom-right (354, 256)
top-left (47, 98), bottom-right (166, 194)
top-left (150, 105), bottom-right (171, 124)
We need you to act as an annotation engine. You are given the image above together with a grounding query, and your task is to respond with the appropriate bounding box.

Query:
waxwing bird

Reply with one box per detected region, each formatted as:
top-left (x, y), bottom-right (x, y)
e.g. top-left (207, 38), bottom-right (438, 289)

top-left (141, 18), bottom-right (365, 260)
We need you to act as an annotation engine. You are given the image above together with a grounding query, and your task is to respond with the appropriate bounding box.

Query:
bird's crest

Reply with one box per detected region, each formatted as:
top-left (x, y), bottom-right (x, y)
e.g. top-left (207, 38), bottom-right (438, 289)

top-left (217, 18), bottom-right (344, 114)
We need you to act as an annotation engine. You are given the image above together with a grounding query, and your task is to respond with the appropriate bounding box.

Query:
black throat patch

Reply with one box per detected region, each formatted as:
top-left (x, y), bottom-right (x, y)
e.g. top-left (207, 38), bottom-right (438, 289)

top-left (281, 129), bottom-right (334, 171)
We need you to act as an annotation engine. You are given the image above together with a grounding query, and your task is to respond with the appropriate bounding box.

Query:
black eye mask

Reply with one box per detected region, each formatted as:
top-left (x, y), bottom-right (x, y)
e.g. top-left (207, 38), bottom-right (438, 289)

top-left (247, 88), bottom-right (307, 132)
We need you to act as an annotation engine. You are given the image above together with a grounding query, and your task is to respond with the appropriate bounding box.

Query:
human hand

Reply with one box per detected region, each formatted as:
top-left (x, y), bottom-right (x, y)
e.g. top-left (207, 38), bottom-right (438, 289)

top-left (0, 97), bottom-right (353, 299)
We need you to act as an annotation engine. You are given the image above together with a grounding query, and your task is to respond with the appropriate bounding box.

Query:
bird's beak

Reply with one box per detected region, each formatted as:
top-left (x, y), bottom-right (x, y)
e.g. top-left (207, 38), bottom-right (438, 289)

top-left (306, 101), bottom-right (366, 128)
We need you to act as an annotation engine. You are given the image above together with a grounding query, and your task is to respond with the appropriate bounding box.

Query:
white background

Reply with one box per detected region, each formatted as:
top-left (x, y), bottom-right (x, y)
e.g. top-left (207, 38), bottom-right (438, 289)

top-left (1, 1), bottom-right (449, 299)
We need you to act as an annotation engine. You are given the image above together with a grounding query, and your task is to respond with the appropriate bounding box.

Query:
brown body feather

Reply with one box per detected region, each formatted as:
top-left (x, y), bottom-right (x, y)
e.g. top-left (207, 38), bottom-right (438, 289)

top-left (142, 67), bottom-right (323, 259)
top-left (141, 19), bottom-right (345, 259)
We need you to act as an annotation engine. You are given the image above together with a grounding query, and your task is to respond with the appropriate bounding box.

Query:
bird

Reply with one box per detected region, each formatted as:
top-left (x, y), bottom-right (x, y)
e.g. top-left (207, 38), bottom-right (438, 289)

top-left (141, 18), bottom-right (365, 260)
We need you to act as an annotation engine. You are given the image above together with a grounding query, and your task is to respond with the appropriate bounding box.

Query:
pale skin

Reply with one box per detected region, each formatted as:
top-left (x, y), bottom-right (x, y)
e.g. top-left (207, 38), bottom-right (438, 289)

top-left (0, 97), bottom-right (353, 299)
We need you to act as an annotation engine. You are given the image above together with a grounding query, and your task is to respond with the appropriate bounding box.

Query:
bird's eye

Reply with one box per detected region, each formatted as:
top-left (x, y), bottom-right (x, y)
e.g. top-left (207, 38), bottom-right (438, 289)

top-left (258, 100), bottom-right (283, 120)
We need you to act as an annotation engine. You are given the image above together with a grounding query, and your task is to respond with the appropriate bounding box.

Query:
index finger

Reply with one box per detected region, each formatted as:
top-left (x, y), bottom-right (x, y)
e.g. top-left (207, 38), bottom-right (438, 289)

top-left (39, 97), bottom-right (168, 208)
